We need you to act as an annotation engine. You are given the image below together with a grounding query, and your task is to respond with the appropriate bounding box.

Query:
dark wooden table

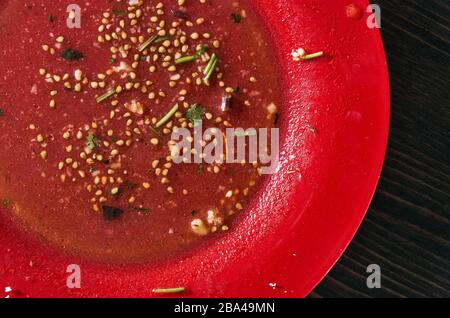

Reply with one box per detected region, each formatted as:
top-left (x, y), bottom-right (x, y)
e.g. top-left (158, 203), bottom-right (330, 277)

top-left (311, 0), bottom-right (450, 298)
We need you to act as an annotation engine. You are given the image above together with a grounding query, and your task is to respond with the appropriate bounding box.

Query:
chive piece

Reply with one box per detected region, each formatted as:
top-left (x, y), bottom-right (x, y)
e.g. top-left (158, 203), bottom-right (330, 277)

top-left (149, 126), bottom-right (163, 139)
top-left (152, 287), bottom-right (185, 294)
top-left (203, 54), bottom-right (218, 84)
top-left (139, 35), bottom-right (158, 52)
top-left (154, 36), bottom-right (169, 44)
top-left (300, 51), bottom-right (324, 60)
top-left (96, 89), bottom-right (116, 103)
top-left (155, 104), bottom-right (179, 128)
top-left (175, 45), bottom-right (209, 65)
top-left (203, 53), bottom-right (217, 75)
top-left (175, 55), bottom-right (198, 65)
top-left (61, 48), bottom-right (83, 61)
top-left (0, 108), bottom-right (4, 117)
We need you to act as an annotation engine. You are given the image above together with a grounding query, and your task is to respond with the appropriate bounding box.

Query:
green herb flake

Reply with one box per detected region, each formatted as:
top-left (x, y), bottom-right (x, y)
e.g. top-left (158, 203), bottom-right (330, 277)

top-left (48, 15), bottom-right (55, 22)
top-left (231, 13), bottom-right (242, 23)
top-left (61, 48), bottom-right (84, 61)
top-left (85, 133), bottom-right (99, 150)
top-left (196, 44), bottom-right (209, 55)
top-left (185, 104), bottom-right (205, 124)
top-left (197, 164), bottom-right (203, 174)
top-left (0, 108), bottom-right (4, 117)
top-left (2, 198), bottom-right (11, 206)
top-left (112, 9), bottom-right (125, 17)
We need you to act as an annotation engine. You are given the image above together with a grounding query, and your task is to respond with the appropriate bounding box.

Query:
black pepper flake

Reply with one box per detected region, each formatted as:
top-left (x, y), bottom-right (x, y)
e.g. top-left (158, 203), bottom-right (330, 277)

top-left (221, 94), bottom-right (233, 112)
top-left (61, 48), bottom-right (84, 61)
top-left (273, 113), bottom-right (280, 125)
top-left (102, 205), bottom-right (124, 221)
top-left (171, 9), bottom-right (189, 20)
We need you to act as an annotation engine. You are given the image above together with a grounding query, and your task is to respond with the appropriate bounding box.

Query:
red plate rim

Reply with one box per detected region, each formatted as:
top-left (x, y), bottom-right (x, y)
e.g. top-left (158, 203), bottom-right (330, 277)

top-left (0, 0), bottom-right (390, 298)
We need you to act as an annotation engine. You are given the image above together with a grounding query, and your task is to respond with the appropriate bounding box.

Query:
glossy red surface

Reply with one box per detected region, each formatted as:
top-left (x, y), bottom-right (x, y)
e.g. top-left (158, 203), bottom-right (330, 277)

top-left (0, 0), bottom-right (389, 298)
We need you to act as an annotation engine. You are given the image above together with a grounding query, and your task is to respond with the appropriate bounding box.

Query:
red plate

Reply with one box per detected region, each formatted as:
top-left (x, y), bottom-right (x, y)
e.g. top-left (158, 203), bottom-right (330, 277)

top-left (0, 0), bottom-right (389, 298)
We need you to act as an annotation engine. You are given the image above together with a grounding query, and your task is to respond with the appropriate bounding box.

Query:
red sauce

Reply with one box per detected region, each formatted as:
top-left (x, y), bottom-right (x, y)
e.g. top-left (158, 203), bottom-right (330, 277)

top-left (0, 0), bottom-right (281, 263)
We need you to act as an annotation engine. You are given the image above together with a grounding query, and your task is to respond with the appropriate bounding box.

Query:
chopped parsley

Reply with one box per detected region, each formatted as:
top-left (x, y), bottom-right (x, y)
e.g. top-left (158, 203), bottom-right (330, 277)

top-left (85, 133), bottom-right (99, 150)
top-left (231, 13), bottom-right (242, 23)
top-left (61, 48), bottom-right (84, 61)
top-left (0, 108), bottom-right (4, 117)
top-left (197, 164), bottom-right (203, 174)
top-left (48, 15), bottom-right (55, 22)
top-left (185, 104), bottom-right (205, 124)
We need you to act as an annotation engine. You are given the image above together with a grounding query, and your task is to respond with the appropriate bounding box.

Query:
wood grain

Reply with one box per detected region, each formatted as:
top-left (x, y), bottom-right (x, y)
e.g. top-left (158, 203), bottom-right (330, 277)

top-left (311, 0), bottom-right (450, 298)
